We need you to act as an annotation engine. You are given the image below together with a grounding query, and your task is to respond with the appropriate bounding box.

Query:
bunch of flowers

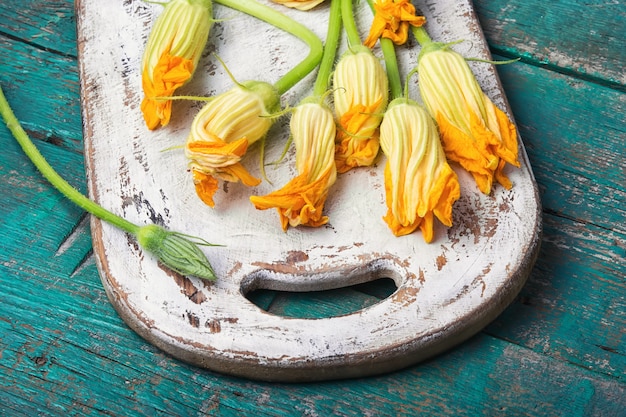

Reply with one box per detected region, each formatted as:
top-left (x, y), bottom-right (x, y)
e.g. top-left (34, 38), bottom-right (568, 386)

top-left (141, 0), bottom-right (520, 236)
top-left (1, 0), bottom-right (522, 283)
top-left (119, 0), bottom-right (524, 278)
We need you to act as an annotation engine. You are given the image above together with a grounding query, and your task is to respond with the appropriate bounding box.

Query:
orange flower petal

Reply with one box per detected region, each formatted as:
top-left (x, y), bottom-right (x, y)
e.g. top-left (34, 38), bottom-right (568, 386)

top-left (364, 0), bottom-right (426, 48)
top-left (364, 18), bottom-right (388, 48)
top-left (187, 137), bottom-right (261, 186)
top-left (382, 155), bottom-right (460, 241)
top-left (418, 212), bottom-right (435, 243)
top-left (187, 136), bottom-right (249, 157)
top-left (335, 132), bottom-right (380, 173)
top-left (490, 101), bottom-right (521, 168)
top-left (422, 164), bottom-right (458, 231)
top-left (141, 52), bottom-right (194, 130)
top-left (191, 170), bottom-right (219, 208)
top-left (494, 159), bottom-right (513, 190)
top-left (335, 99), bottom-right (384, 173)
top-left (379, 100), bottom-right (461, 241)
top-left (250, 167), bottom-right (334, 231)
top-left (383, 164), bottom-right (419, 236)
top-left (436, 110), bottom-right (504, 194)
top-left (221, 163), bottom-right (262, 187)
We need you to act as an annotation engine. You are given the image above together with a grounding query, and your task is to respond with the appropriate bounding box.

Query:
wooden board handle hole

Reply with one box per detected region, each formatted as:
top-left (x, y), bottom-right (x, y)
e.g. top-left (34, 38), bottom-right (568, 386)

top-left (244, 278), bottom-right (398, 319)
top-left (239, 259), bottom-right (407, 318)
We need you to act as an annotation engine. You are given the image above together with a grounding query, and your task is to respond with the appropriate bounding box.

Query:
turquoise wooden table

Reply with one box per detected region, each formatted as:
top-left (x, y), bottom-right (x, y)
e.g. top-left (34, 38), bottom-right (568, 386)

top-left (1, 0), bottom-right (624, 415)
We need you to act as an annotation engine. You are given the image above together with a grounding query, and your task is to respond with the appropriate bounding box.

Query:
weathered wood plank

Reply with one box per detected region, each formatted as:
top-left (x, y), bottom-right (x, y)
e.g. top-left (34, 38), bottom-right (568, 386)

top-left (0, 117), bottom-right (89, 256)
top-left (0, 0), bottom-right (77, 57)
top-left (473, 0), bottom-right (626, 87)
top-left (481, 49), bottom-right (626, 382)
top-left (487, 214), bottom-right (626, 380)
top-left (2, 292), bottom-right (625, 417)
top-left (494, 54), bottom-right (625, 233)
top-left (0, 35), bottom-right (82, 154)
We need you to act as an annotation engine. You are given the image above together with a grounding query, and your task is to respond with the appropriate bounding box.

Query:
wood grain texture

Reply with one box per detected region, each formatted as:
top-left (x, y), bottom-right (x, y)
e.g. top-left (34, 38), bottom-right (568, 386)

top-left (1, 0), bottom-right (624, 413)
top-left (0, 35), bottom-right (82, 154)
top-left (473, 0), bottom-right (626, 87)
top-left (495, 60), bottom-right (626, 232)
top-left (0, 1), bottom-right (77, 56)
top-left (485, 58), bottom-right (626, 381)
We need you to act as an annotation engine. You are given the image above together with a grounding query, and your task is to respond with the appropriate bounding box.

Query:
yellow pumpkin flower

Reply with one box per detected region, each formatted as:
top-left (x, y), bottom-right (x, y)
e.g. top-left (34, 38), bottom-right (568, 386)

top-left (333, 46), bottom-right (389, 173)
top-left (185, 81), bottom-right (281, 207)
top-left (141, 0), bottom-right (213, 130)
top-left (250, 98), bottom-right (337, 230)
top-left (271, 0), bottom-right (325, 11)
top-left (417, 44), bottom-right (521, 194)
top-left (364, 0), bottom-right (426, 48)
top-left (379, 98), bottom-right (460, 242)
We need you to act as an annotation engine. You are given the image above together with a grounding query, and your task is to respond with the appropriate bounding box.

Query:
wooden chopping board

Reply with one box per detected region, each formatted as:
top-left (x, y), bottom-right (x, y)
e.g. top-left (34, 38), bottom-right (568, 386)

top-left (75, 0), bottom-right (542, 381)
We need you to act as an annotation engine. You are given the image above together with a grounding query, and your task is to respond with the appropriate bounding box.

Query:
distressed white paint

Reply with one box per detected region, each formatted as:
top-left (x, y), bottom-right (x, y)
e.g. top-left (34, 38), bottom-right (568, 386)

top-left (76, 0), bottom-right (541, 381)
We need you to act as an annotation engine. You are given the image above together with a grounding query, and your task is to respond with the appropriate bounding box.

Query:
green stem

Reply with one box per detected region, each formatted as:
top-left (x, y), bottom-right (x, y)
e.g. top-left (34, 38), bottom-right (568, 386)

top-left (380, 38), bottom-right (402, 100)
top-left (0, 86), bottom-right (139, 235)
top-left (216, 0), bottom-right (323, 95)
top-left (341, 0), bottom-right (362, 48)
top-left (364, 0), bottom-right (402, 100)
top-left (312, 0), bottom-right (342, 96)
top-left (412, 25), bottom-right (433, 47)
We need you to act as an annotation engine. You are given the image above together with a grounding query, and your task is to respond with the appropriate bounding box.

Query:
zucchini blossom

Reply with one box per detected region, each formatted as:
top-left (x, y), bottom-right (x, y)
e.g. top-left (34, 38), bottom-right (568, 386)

top-left (364, 0), bottom-right (426, 48)
top-left (417, 44), bottom-right (520, 194)
top-left (250, 98), bottom-right (337, 230)
top-left (271, 0), bottom-right (326, 10)
top-left (185, 81), bottom-right (281, 207)
top-left (333, 46), bottom-right (389, 173)
top-left (379, 98), bottom-right (460, 242)
top-left (141, 0), bottom-right (213, 130)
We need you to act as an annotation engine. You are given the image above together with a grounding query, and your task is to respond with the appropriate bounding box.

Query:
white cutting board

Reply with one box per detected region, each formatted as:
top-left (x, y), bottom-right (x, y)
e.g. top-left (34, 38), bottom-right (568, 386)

top-left (76, 0), bottom-right (541, 381)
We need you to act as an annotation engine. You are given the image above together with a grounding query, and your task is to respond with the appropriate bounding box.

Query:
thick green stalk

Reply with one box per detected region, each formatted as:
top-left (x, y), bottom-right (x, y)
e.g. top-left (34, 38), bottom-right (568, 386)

top-left (341, 0), bottom-right (362, 48)
top-left (216, 0), bottom-right (323, 95)
top-left (380, 38), bottom-right (402, 100)
top-left (412, 25), bottom-right (433, 47)
top-left (0, 86), bottom-right (139, 235)
top-left (363, 0), bottom-right (402, 99)
top-left (313, 0), bottom-right (342, 96)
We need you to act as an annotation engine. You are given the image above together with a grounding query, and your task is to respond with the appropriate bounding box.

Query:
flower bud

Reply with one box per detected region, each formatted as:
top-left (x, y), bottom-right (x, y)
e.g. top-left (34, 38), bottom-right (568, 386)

top-left (417, 44), bottom-right (520, 194)
top-left (293, 100), bottom-right (337, 183)
top-left (379, 98), bottom-right (460, 242)
top-left (333, 46), bottom-right (389, 173)
top-left (141, 0), bottom-right (213, 130)
top-left (271, 0), bottom-right (325, 11)
top-left (250, 98), bottom-right (337, 231)
top-left (136, 224), bottom-right (217, 281)
top-left (185, 81), bottom-right (281, 207)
